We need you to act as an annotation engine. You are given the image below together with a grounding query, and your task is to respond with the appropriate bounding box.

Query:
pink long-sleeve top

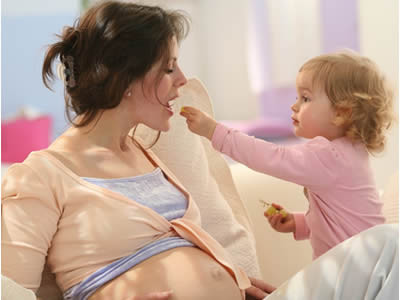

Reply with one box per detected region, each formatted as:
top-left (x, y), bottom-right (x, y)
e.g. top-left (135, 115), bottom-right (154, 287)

top-left (1, 143), bottom-right (250, 295)
top-left (212, 124), bottom-right (385, 258)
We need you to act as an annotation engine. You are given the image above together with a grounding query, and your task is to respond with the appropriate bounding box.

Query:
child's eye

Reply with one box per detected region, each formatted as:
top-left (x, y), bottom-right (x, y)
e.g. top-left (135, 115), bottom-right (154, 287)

top-left (166, 69), bottom-right (174, 74)
top-left (302, 96), bottom-right (310, 102)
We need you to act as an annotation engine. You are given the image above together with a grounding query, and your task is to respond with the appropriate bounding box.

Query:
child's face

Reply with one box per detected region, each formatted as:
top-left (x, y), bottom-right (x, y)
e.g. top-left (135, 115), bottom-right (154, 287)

top-left (291, 71), bottom-right (344, 140)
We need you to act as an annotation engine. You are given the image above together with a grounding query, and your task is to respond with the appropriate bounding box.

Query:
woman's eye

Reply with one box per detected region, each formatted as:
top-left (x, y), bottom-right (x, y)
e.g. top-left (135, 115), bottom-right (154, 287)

top-left (166, 68), bottom-right (174, 74)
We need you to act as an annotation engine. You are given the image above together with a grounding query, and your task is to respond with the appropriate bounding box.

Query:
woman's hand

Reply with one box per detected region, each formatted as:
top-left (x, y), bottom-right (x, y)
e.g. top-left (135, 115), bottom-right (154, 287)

top-left (265, 203), bottom-right (295, 233)
top-left (246, 277), bottom-right (276, 299)
top-left (180, 106), bottom-right (217, 140)
top-left (125, 291), bottom-right (173, 300)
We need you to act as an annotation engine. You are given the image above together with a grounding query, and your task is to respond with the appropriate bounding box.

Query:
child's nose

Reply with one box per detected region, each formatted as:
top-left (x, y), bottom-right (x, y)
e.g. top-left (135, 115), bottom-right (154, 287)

top-left (291, 101), bottom-right (299, 112)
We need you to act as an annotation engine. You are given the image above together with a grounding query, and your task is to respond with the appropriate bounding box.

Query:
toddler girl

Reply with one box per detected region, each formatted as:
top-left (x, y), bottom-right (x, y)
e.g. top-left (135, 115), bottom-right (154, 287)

top-left (180, 50), bottom-right (394, 259)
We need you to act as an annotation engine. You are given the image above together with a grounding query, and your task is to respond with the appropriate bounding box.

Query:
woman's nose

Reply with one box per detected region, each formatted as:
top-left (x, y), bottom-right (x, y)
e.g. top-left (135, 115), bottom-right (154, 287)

top-left (176, 67), bottom-right (187, 87)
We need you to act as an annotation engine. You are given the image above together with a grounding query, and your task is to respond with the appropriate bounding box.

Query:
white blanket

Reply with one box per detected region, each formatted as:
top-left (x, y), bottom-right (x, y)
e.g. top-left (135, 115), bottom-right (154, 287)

top-left (266, 224), bottom-right (399, 300)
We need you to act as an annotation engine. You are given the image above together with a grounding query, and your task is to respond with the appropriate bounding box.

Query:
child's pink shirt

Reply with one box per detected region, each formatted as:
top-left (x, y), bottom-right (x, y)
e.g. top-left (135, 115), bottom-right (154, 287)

top-left (212, 124), bottom-right (385, 258)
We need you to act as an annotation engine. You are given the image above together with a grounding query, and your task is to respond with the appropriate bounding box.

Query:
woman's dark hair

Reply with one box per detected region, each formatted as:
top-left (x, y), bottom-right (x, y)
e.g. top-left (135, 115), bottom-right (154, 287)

top-left (42, 0), bottom-right (190, 127)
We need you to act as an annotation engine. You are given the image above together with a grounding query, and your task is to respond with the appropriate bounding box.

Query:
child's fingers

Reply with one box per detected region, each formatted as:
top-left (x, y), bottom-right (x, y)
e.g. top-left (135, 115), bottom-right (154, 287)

top-left (179, 111), bottom-right (189, 119)
top-left (180, 111), bottom-right (195, 122)
top-left (266, 214), bottom-right (281, 228)
top-left (264, 210), bottom-right (277, 222)
top-left (271, 203), bottom-right (284, 210)
top-left (264, 214), bottom-right (273, 223)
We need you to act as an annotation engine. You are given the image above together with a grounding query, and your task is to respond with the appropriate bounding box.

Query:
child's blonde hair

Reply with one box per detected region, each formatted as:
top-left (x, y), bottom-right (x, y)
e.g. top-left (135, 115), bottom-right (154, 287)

top-left (299, 50), bottom-right (394, 154)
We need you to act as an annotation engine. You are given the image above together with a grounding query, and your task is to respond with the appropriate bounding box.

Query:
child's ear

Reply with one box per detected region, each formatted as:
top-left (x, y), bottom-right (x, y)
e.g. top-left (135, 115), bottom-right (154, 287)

top-left (333, 107), bottom-right (352, 127)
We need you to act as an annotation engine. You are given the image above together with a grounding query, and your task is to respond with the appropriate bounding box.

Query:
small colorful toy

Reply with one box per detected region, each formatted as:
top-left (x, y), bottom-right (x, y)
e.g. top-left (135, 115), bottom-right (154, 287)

top-left (259, 199), bottom-right (288, 218)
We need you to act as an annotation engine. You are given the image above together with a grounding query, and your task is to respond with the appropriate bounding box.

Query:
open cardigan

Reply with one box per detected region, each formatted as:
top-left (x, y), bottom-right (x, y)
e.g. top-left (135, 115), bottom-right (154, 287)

top-left (1, 143), bottom-right (250, 295)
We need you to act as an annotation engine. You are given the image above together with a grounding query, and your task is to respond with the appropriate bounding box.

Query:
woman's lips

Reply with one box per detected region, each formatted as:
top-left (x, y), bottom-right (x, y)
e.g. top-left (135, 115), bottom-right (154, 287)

top-left (165, 99), bottom-right (175, 114)
top-left (163, 94), bottom-right (179, 115)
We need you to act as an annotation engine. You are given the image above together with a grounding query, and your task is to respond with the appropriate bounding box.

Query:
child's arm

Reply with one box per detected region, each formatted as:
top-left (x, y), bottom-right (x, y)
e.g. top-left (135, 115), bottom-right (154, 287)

top-left (181, 106), bottom-right (340, 188)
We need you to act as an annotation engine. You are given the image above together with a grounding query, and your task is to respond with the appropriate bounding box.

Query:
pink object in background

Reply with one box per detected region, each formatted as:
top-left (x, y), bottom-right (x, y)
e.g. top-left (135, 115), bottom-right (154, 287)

top-left (1, 116), bottom-right (52, 163)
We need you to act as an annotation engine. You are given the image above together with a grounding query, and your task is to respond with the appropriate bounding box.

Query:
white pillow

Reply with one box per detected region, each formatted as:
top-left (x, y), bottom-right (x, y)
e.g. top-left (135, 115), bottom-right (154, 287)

top-left (136, 78), bottom-right (261, 277)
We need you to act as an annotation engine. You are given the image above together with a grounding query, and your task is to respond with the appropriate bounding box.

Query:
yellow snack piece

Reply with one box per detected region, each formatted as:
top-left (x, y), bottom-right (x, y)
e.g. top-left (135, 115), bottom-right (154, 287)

top-left (265, 206), bottom-right (287, 218)
top-left (265, 206), bottom-right (277, 216)
top-left (280, 209), bottom-right (288, 218)
top-left (180, 107), bottom-right (185, 113)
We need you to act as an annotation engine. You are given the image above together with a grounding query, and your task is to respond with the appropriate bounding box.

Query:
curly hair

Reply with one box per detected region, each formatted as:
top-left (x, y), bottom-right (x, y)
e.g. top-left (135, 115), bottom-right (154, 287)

top-left (299, 50), bottom-right (395, 154)
top-left (42, 0), bottom-right (190, 128)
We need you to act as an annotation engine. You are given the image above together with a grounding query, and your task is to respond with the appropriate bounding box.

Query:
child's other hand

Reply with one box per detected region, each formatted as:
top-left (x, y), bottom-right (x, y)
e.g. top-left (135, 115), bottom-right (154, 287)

top-left (180, 106), bottom-right (217, 140)
top-left (265, 203), bottom-right (295, 233)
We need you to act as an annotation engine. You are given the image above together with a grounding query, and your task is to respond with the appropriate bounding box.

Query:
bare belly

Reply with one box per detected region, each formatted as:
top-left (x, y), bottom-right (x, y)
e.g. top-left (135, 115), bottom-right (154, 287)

top-left (88, 247), bottom-right (243, 300)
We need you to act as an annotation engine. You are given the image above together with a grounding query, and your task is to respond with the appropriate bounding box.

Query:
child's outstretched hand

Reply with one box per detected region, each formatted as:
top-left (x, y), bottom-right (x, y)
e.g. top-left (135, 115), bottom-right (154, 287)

top-left (179, 106), bottom-right (217, 140)
top-left (265, 203), bottom-right (295, 233)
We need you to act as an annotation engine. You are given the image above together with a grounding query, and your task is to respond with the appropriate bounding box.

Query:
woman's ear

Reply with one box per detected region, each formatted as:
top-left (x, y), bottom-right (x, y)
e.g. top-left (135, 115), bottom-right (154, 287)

top-left (124, 81), bottom-right (137, 98)
top-left (123, 87), bottom-right (133, 99)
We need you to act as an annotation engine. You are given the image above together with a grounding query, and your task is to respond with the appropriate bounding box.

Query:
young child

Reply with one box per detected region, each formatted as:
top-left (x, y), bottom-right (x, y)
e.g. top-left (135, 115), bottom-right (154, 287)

top-left (180, 50), bottom-right (394, 259)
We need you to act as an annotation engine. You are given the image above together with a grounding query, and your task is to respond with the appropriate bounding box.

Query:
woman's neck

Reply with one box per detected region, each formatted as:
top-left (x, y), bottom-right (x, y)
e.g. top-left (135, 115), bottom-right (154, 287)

top-left (65, 110), bottom-right (137, 153)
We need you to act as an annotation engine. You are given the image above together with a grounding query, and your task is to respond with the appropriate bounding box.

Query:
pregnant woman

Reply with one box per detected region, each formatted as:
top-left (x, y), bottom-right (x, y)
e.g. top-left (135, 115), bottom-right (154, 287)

top-left (1, 1), bottom-right (263, 299)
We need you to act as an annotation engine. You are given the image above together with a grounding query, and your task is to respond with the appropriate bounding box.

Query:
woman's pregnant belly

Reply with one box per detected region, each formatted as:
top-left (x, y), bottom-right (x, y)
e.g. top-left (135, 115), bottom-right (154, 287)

top-left (88, 246), bottom-right (243, 300)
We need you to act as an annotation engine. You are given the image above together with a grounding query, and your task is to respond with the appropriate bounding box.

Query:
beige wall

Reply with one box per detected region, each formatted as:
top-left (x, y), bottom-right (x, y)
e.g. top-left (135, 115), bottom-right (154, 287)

top-left (358, 0), bottom-right (399, 190)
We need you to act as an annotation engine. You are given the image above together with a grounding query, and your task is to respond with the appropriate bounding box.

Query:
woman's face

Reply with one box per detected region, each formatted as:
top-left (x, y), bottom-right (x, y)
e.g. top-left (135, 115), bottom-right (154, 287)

top-left (129, 36), bottom-right (187, 132)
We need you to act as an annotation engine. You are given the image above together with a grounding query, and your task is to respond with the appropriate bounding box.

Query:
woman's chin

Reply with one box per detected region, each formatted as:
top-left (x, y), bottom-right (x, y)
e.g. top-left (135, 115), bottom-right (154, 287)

top-left (157, 123), bottom-right (171, 132)
top-left (141, 120), bottom-right (171, 132)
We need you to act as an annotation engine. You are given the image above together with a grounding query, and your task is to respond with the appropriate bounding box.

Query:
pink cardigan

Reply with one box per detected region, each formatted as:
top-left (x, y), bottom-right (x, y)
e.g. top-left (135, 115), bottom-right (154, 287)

top-left (212, 124), bottom-right (385, 258)
top-left (1, 144), bottom-right (250, 295)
